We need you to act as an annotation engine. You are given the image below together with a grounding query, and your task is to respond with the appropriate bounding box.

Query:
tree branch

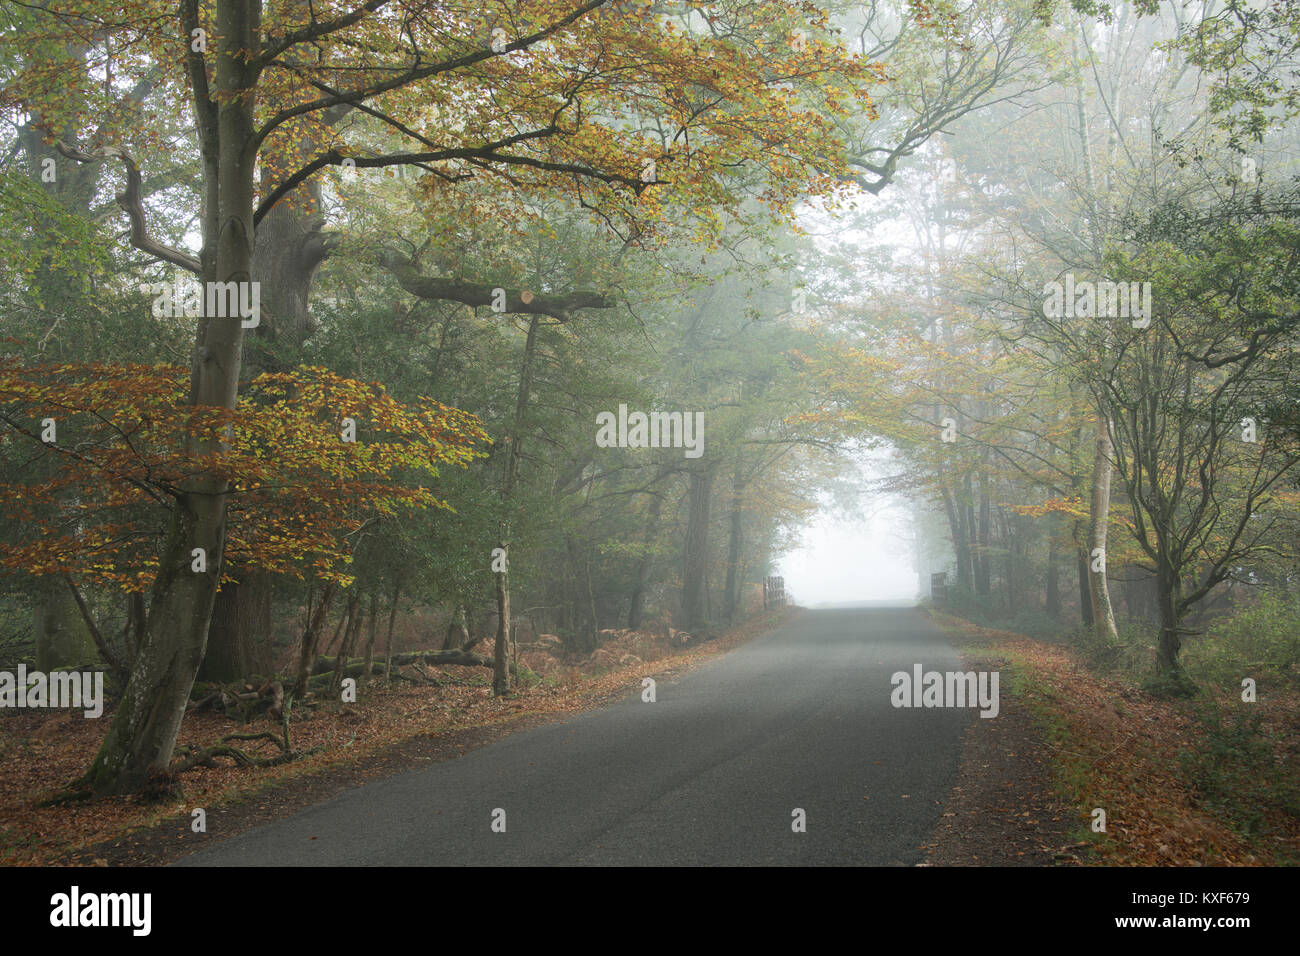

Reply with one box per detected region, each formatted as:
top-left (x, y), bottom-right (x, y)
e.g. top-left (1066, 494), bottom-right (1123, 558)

top-left (54, 143), bottom-right (202, 275)
top-left (376, 249), bottom-right (614, 322)
top-left (254, 0), bottom-right (610, 144)
top-left (63, 575), bottom-right (128, 681)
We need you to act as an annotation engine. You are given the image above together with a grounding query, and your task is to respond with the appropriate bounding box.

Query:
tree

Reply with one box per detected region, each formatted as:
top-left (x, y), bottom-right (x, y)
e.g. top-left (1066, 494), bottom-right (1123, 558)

top-left (1096, 205), bottom-right (1300, 678)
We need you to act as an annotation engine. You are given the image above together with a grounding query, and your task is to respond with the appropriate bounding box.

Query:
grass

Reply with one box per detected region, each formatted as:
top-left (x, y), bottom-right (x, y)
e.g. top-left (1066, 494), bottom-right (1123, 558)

top-left (994, 645), bottom-right (1105, 854)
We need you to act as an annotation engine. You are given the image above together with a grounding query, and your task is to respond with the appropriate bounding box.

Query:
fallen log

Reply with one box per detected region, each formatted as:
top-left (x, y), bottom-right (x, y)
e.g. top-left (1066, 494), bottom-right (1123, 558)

top-left (186, 651), bottom-right (514, 709)
top-left (311, 650), bottom-right (515, 677)
top-left (187, 678), bottom-right (284, 721)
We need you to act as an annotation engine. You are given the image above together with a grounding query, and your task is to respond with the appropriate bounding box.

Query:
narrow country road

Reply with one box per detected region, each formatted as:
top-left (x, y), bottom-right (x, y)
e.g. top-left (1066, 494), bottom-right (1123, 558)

top-left (177, 606), bottom-right (971, 866)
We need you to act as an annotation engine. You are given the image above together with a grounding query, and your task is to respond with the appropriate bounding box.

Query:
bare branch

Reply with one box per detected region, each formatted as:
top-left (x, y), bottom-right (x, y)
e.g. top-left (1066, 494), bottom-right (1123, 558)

top-left (54, 142), bottom-right (201, 275)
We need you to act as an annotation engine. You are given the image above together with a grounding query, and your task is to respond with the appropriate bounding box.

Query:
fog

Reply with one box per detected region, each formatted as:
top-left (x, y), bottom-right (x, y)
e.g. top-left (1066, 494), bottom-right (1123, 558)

top-left (777, 446), bottom-right (919, 606)
top-left (778, 505), bottom-right (917, 606)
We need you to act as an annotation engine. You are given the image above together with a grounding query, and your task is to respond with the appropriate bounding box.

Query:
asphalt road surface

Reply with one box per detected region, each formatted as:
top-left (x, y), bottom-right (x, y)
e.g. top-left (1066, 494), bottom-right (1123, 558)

top-left (177, 605), bottom-right (970, 866)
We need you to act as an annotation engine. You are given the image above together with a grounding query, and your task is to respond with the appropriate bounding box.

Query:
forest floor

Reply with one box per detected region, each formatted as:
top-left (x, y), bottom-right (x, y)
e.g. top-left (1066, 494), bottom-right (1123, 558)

top-left (0, 606), bottom-right (796, 866)
top-left (924, 610), bottom-right (1300, 867)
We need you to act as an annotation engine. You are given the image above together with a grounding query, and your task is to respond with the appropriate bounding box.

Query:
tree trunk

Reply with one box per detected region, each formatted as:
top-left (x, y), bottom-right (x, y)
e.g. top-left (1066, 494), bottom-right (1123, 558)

top-left (315, 649), bottom-right (514, 677)
top-left (384, 581), bottom-right (400, 679)
top-left (82, 494), bottom-right (234, 794)
top-left (1002, 508), bottom-right (1015, 609)
top-left (361, 589), bottom-right (379, 684)
top-left (723, 473), bottom-right (745, 625)
top-left (200, 117), bottom-right (338, 682)
top-left (293, 581), bottom-right (338, 700)
top-left (584, 552), bottom-right (599, 643)
top-left (492, 540), bottom-right (511, 696)
top-left (33, 576), bottom-right (96, 672)
top-left (491, 314), bottom-right (541, 695)
top-left (80, 4), bottom-right (260, 795)
top-left (1076, 543), bottom-right (1093, 627)
top-left (1155, 557), bottom-right (1183, 674)
top-left (942, 485), bottom-right (972, 590)
top-left (682, 465), bottom-right (716, 630)
top-left (1088, 414), bottom-right (1119, 641)
top-left (975, 473), bottom-right (991, 596)
top-left (627, 493), bottom-right (663, 630)
top-left (322, 599), bottom-right (351, 657)
top-left (1045, 535), bottom-right (1060, 619)
top-left (963, 474), bottom-right (978, 597)
top-left (334, 593), bottom-right (362, 693)
top-left (443, 604), bottom-right (470, 650)
top-left (563, 536), bottom-right (597, 655)
top-left (200, 569), bottom-right (273, 682)
top-left (247, 181), bottom-right (331, 374)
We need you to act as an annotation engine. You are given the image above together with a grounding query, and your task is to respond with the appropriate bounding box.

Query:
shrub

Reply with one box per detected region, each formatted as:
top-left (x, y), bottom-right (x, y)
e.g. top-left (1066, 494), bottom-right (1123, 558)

top-left (1181, 592), bottom-right (1300, 692)
top-left (1178, 702), bottom-right (1300, 838)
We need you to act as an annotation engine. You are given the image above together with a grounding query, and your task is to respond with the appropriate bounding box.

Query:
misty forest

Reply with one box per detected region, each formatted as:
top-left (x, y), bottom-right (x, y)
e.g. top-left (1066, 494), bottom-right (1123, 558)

top-left (1, 0), bottom-right (1298, 871)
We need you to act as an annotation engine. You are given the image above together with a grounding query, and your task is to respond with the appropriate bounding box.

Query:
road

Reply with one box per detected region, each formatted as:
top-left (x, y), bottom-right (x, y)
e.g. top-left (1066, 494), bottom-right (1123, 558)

top-left (177, 605), bottom-right (970, 866)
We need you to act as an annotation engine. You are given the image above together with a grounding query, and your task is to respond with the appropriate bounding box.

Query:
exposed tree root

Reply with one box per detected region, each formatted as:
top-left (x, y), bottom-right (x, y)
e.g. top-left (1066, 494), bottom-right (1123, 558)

top-left (171, 694), bottom-right (321, 775)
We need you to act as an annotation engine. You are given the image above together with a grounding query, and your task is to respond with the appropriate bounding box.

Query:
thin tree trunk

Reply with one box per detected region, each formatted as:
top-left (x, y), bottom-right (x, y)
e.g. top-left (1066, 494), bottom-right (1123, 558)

top-left (682, 465), bottom-right (716, 630)
top-left (585, 552), bottom-right (599, 643)
top-left (1077, 543), bottom-right (1094, 627)
top-left (323, 600), bottom-right (351, 657)
top-left (1088, 414), bottom-right (1119, 641)
top-left (293, 580), bottom-right (338, 701)
top-left (963, 473), bottom-right (978, 597)
top-left (493, 540), bottom-right (511, 696)
top-left (942, 484), bottom-right (971, 590)
top-left (975, 473), bottom-right (991, 596)
top-left (1001, 508), bottom-right (1015, 608)
top-left (563, 536), bottom-right (597, 654)
top-left (723, 473), bottom-right (745, 625)
top-left (627, 493), bottom-right (663, 630)
top-left (1045, 535), bottom-right (1061, 619)
top-left (491, 314), bottom-right (541, 696)
top-left (361, 589), bottom-right (379, 685)
top-left (334, 593), bottom-right (362, 693)
top-left (384, 581), bottom-right (400, 680)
